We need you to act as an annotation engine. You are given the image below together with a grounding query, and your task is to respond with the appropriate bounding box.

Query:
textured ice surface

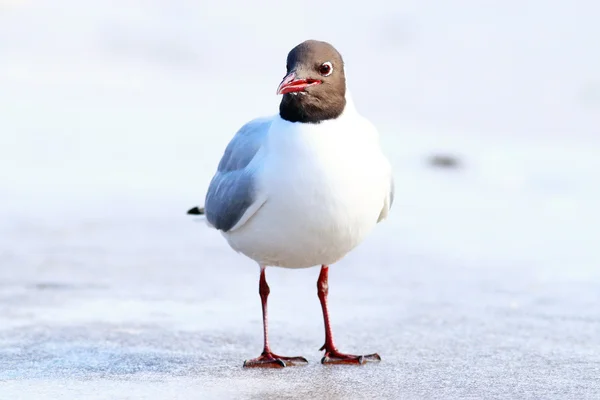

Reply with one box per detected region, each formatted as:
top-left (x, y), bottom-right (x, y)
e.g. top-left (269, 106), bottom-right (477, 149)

top-left (1, 200), bottom-right (599, 399)
top-left (1, 0), bottom-right (600, 398)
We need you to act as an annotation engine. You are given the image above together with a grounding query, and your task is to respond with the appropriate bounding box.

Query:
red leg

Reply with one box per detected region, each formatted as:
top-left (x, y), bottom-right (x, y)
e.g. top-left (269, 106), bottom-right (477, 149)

top-left (317, 265), bottom-right (381, 365)
top-left (243, 267), bottom-right (308, 368)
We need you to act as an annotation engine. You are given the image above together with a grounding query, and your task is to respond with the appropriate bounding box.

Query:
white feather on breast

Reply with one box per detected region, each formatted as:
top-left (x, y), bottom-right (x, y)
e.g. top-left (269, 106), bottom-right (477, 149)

top-left (224, 110), bottom-right (391, 269)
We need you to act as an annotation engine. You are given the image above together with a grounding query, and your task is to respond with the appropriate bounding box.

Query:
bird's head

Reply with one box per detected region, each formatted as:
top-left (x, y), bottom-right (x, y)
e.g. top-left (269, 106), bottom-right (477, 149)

top-left (277, 40), bottom-right (346, 124)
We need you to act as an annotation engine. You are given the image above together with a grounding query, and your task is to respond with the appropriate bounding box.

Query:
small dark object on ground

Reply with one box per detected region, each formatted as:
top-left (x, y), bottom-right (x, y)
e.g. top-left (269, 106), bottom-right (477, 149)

top-left (429, 154), bottom-right (461, 169)
top-left (187, 206), bottom-right (205, 215)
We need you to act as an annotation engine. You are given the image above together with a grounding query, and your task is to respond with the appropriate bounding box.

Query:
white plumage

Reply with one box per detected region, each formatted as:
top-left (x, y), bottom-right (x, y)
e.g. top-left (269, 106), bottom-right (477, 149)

top-left (207, 93), bottom-right (393, 269)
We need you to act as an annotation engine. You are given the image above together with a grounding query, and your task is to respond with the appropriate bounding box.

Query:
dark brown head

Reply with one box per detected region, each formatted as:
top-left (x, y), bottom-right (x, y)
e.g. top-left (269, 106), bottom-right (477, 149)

top-left (277, 40), bottom-right (346, 124)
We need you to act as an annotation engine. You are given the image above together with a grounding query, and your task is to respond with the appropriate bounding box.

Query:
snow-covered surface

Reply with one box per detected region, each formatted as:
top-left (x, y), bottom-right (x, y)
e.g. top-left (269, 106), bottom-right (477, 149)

top-left (1, 1), bottom-right (599, 398)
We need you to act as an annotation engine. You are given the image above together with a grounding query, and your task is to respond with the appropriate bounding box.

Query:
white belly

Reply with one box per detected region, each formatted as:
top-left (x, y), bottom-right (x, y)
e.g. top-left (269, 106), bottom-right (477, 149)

top-left (223, 115), bottom-right (390, 269)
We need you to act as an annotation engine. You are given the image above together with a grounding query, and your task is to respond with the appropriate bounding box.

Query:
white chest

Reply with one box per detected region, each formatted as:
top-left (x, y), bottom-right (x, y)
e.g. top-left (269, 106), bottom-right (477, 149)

top-left (266, 117), bottom-right (384, 219)
top-left (225, 115), bottom-right (390, 268)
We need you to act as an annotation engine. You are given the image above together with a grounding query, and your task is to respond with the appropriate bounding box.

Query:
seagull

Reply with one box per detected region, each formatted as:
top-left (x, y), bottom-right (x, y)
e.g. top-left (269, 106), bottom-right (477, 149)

top-left (189, 40), bottom-right (394, 368)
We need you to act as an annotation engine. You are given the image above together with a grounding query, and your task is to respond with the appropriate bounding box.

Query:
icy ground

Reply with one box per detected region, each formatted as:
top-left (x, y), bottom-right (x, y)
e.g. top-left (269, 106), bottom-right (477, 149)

top-left (1, 1), bottom-right (600, 398)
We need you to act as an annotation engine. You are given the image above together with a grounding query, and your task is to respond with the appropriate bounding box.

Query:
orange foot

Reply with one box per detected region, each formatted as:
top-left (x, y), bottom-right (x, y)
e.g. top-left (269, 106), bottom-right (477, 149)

top-left (243, 352), bottom-right (308, 368)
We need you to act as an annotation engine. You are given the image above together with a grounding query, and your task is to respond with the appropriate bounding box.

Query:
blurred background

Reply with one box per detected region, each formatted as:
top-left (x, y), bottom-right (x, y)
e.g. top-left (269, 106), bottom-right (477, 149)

top-left (2, 0), bottom-right (599, 270)
top-left (1, 0), bottom-right (599, 397)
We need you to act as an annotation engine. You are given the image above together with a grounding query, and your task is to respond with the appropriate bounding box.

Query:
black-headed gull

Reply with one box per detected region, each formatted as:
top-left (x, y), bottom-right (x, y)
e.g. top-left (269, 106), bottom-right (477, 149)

top-left (189, 40), bottom-right (394, 368)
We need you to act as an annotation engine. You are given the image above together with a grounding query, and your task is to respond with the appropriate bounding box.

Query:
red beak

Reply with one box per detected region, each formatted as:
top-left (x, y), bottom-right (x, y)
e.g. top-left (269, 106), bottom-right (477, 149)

top-left (276, 72), bottom-right (322, 95)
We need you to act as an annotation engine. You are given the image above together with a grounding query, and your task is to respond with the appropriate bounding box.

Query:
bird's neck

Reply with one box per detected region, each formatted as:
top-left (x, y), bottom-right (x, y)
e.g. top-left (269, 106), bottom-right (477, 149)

top-left (279, 92), bottom-right (351, 124)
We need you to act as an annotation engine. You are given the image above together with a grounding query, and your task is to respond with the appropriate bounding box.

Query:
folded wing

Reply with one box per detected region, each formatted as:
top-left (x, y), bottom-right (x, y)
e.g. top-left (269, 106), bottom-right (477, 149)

top-left (377, 167), bottom-right (395, 223)
top-left (204, 117), bottom-right (272, 232)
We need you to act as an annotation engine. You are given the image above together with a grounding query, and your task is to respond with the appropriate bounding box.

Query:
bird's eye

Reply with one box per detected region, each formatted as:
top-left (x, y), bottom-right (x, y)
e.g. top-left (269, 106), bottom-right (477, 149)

top-left (318, 61), bottom-right (333, 77)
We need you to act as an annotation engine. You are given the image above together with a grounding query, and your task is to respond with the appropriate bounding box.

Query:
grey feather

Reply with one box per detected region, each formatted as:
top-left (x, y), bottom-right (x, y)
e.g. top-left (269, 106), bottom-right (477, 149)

top-left (389, 177), bottom-right (395, 209)
top-left (205, 118), bottom-right (272, 232)
top-left (377, 175), bottom-right (395, 223)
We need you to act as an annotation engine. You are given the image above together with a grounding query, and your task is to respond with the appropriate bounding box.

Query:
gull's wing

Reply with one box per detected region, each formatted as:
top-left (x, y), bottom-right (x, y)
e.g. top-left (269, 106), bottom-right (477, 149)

top-left (204, 117), bottom-right (272, 232)
top-left (357, 115), bottom-right (394, 224)
top-left (378, 165), bottom-right (395, 223)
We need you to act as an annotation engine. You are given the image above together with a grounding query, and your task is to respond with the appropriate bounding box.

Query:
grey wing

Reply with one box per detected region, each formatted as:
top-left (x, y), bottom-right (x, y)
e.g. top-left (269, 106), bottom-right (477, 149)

top-left (204, 117), bottom-right (272, 232)
top-left (389, 177), bottom-right (395, 208)
top-left (378, 172), bottom-right (395, 223)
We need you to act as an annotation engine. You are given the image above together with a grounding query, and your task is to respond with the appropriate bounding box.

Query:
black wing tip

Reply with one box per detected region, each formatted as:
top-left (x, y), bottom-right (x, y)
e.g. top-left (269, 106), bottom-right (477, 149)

top-left (187, 206), bottom-right (205, 215)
